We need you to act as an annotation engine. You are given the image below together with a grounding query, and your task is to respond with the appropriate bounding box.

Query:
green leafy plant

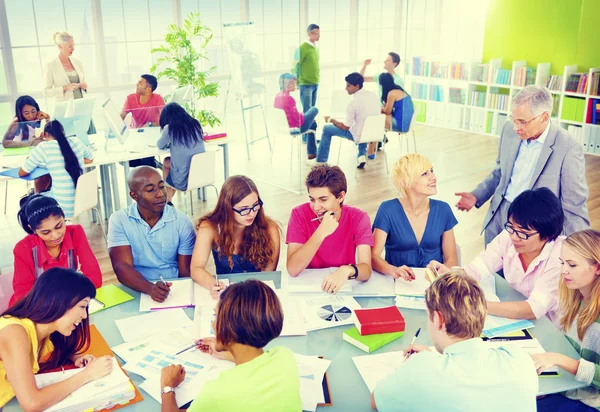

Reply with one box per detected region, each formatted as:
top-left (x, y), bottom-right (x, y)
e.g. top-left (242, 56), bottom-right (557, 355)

top-left (150, 12), bottom-right (221, 127)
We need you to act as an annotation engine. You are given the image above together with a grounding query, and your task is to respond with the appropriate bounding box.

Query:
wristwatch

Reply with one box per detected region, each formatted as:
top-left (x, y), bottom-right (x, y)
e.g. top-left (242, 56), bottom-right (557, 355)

top-left (161, 386), bottom-right (175, 395)
top-left (348, 264), bottom-right (359, 280)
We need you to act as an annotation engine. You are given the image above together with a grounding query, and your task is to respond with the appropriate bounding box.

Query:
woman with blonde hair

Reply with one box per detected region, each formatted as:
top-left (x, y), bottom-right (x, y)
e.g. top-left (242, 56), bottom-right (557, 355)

top-left (372, 153), bottom-right (458, 280)
top-left (190, 176), bottom-right (280, 299)
top-left (534, 229), bottom-right (600, 411)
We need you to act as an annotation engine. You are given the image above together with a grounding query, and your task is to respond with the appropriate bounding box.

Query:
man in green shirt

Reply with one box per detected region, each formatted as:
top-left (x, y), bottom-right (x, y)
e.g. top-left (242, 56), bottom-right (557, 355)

top-left (293, 24), bottom-right (320, 142)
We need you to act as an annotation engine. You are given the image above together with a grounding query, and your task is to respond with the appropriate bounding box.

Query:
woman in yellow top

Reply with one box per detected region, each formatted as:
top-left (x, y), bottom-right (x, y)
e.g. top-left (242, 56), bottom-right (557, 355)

top-left (160, 279), bottom-right (302, 412)
top-left (0, 267), bottom-right (113, 409)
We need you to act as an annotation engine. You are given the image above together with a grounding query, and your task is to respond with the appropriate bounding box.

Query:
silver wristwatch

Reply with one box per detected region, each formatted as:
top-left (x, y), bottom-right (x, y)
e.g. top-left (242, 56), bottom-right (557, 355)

top-left (161, 386), bottom-right (175, 395)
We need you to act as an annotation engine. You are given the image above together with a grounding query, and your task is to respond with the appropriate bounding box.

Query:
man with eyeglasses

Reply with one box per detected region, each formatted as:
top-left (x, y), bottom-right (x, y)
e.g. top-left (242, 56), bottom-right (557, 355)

top-left (429, 188), bottom-right (565, 323)
top-left (107, 166), bottom-right (196, 302)
top-left (455, 85), bottom-right (589, 246)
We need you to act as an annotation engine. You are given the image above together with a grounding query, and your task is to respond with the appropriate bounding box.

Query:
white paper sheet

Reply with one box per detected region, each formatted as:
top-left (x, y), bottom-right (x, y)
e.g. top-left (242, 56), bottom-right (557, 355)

top-left (192, 279), bottom-right (231, 309)
top-left (394, 269), bottom-right (430, 296)
top-left (278, 293), bottom-right (308, 336)
top-left (485, 338), bottom-right (558, 373)
top-left (482, 315), bottom-right (535, 338)
top-left (294, 354), bottom-right (332, 412)
top-left (350, 270), bottom-right (395, 296)
top-left (287, 268), bottom-right (353, 294)
top-left (299, 295), bottom-right (361, 331)
top-left (194, 304), bottom-right (217, 338)
top-left (139, 278), bottom-right (195, 311)
top-left (111, 326), bottom-right (196, 363)
top-left (352, 351), bottom-right (407, 393)
top-left (88, 298), bottom-right (105, 314)
top-left (115, 308), bottom-right (193, 342)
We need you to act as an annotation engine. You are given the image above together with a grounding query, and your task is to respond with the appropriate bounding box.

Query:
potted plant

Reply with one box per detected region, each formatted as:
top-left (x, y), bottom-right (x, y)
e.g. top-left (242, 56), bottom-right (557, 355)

top-left (150, 12), bottom-right (221, 127)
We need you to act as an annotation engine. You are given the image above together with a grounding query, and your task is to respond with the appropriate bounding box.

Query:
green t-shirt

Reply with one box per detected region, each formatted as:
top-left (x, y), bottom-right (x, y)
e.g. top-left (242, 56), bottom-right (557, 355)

top-left (373, 72), bottom-right (405, 101)
top-left (296, 42), bottom-right (320, 85)
top-left (187, 347), bottom-right (302, 412)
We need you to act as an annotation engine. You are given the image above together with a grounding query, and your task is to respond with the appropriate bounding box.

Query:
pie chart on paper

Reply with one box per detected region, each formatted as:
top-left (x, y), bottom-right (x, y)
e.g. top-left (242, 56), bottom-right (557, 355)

top-left (317, 304), bottom-right (353, 322)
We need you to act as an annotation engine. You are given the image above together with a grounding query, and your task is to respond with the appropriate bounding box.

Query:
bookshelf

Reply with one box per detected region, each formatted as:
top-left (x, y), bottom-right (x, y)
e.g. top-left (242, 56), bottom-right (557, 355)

top-left (404, 57), bottom-right (600, 156)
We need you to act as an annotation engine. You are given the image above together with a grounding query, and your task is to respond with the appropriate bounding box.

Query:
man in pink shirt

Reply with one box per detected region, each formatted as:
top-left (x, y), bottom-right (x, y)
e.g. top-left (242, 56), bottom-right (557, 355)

top-left (429, 188), bottom-right (565, 323)
top-left (121, 74), bottom-right (165, 128)
top-left (286, 164), bottom-right (374, 294)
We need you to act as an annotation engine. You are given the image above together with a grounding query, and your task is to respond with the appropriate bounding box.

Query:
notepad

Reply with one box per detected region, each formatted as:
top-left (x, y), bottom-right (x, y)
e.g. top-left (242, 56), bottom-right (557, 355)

top-left (139, 278), bottom-right (195, 311)
top-left (90, 284), bottom-right (134, 314)
top-left (0, 166), bottom-right (49, 180)
top-left (2, 147), bottom-right (30, 156)
top-left (485, 338), bottom-right (559, 376)
top-left (482, 315), bottom-right (535, 338)
top-left (287, 268), bottom-right (353, 294)
top-left (353, 351), bottom-right (406, 393)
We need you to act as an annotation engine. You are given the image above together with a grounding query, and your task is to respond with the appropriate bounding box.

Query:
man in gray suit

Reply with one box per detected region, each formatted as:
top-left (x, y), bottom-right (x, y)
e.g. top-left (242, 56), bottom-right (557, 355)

top-left (456, 85), bottom-right (589, 246)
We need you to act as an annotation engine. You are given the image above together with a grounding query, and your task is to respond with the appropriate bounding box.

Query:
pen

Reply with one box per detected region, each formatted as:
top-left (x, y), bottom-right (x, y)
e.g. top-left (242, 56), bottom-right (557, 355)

top-left (311, 212), bottom-right (336, 222)
top-left (174, 339), bottom-right (203, 356)
top-left (403, 327), bottom-right (421, 362)
top-left (159, 275), bottom-right (171, 297)
top-left (425, 268), bottom-right (436, 283)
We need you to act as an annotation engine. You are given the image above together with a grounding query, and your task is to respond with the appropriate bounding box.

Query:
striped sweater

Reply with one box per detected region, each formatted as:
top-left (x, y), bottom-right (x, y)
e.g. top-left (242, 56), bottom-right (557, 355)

top-left (564, 314), bottom-right (600, 408)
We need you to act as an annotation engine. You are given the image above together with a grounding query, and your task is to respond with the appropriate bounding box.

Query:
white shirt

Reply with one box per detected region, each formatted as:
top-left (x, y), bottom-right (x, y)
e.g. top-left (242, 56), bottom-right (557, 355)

top-left (345, 88), bottom-right (381, 141)
top-left (504, 121), bottom-right (550, 201)
top-left (374, 338), bottom-right (539, 412)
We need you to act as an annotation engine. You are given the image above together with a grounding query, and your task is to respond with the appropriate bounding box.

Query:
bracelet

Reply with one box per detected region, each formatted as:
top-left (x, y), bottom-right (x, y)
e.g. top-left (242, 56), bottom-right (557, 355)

top-left (348, 264), bottom-right (359, 280)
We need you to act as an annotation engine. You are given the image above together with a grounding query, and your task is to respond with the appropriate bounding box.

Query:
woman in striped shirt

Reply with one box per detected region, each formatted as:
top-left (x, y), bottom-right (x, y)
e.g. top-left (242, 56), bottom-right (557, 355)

top-left (534, 229), bottom-right (600, 411)
top-left (18, 120), bottom-right (93, 218)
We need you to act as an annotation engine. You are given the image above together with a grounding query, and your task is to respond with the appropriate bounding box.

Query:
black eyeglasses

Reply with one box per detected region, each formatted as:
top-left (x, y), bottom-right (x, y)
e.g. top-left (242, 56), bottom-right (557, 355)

top-left (504, 223), bottom-right (538, 240)
top-left (232, 199), bottom-right (263, 216)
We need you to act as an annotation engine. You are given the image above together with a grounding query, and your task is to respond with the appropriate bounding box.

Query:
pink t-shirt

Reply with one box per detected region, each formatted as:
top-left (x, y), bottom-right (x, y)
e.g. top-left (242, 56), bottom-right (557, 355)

top-left (274, 91), bottom-right (304, 128)
top-left (122, 93), bottom-right (166, 128)
top-left (286, 203), bottom-right (374, 268)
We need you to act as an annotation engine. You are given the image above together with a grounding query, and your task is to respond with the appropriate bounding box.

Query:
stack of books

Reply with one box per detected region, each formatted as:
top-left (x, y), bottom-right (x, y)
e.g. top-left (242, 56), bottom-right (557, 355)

top-left (411, 83), bottom-right (428, 100)
top-left (561, 97), bottom-right (586, 122)
top-left (343, 306), bottom-right (405, 353)
top-left (467, 91), bottom-right (487, 107)
top-left (590, 72), bottom-right (600, 96)
top-left (429, 85), bottom-right (445, 102)
top-left (430, 63), bottom-right (448, 79)
top-left (565, 73), bottom-right (588, 94)
top-left (546, 75), bottom-right (563, 91)
top-left (487, 93), bottom-right (509, 111)
top-left (491, 68), bottom-right (511, 85)
top-left (450, 63), bottom-right (466, 80)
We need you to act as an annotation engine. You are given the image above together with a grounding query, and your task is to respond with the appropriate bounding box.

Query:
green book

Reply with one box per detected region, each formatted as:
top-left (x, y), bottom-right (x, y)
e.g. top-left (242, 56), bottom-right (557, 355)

top-left (3, 147), bottom-right (31, 156)
top-left (343, 326), bottom-right (404, 353)
top-left (90, 284), bottom-right (135, 314)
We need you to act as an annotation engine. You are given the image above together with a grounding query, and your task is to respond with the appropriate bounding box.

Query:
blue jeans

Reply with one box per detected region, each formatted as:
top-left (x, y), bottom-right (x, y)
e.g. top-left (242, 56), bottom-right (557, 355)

top-left (537, 395), bottom-right (597, 411)
top-left (300, 84), bottom-right (318, 133)
top-left (317, 124), bottom-right (367, 163)
top-left (301, 107), bottom-right (319, 155)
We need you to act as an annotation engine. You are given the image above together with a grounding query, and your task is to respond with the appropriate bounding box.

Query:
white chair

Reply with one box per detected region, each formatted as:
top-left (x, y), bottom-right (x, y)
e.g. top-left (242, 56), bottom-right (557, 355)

top-left (72, 168), bottom-right (106, 242)
top-left (385, 110), bottom-right (417, 155)
top-left (184, 150), bottom-right (219, 215)
top-left (269, 109), bottom-right (311, 194)
top-left (0, 271), bottom-right (14, 314)
top-left (336, 114), bottom-right (388, 173)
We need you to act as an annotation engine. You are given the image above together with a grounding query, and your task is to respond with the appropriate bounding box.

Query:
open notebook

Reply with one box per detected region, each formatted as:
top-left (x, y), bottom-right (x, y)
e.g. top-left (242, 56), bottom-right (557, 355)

top-left (139, 278), bottom-right (231, 311)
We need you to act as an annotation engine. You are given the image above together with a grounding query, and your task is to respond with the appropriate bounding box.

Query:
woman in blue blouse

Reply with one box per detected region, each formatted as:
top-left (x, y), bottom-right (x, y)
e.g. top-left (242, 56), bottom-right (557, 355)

top-left (372, 154), bottom-right (458, 280)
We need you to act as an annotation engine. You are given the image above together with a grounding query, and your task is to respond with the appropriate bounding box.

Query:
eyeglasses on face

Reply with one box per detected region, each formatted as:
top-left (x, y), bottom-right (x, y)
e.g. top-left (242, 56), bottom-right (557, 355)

top-left (507, 113), bottom-right (544, 128)
top-left (232, 199), bottom-right (263, 216)
top-left (504, 222), bottom-right (538, 240)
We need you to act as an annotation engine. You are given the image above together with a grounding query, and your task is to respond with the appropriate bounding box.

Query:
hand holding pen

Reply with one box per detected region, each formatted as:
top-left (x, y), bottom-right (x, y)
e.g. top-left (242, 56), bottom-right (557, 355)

top-left (150, 276), bottom-right (172, 303)
top-left (402, 327), bottom-right (423, 362)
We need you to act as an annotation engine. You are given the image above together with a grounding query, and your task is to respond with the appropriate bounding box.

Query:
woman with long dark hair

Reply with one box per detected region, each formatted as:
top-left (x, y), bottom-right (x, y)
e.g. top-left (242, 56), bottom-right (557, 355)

top-left (379, 72), bottom-right (414, 132)
top-left (10, 194), bottom-right (101, 307)
top-left (18, 120), bottom-right (94, 218)
top-left (0, 268), bottom-right (113, 409)
top-left (2, 95), bottom-right (50, 148)
top-left (191, 176), bottom-right (280, 298)
top-left (157, 102), bottom-right (205, 201)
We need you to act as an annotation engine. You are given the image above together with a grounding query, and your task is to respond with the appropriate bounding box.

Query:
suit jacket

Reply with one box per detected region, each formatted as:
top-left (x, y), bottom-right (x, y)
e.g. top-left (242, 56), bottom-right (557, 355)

top-left (43, 56), bottom-right (86, 102)
top-left (472, 122), bottom-right (590, 235)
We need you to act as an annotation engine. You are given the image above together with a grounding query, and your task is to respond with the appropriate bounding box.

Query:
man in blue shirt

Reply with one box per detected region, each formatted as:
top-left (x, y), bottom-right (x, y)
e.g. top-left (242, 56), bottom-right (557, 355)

top-left (108, 166), bottom-right (196, 302)
top-left (372, 269), bottom-right (539, 412)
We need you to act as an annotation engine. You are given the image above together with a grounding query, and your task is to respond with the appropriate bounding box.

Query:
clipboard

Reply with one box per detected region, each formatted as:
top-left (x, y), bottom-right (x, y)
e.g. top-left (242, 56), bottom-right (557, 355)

top-left (317, 356), bottom-right (332, 407)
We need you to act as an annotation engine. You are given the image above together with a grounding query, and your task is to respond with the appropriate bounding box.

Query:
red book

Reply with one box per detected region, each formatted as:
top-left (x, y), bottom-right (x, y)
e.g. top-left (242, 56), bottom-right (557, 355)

top-left (354, 305), bottom-right (406, 335)
top-left (203, 132), bottom-right (227, 141)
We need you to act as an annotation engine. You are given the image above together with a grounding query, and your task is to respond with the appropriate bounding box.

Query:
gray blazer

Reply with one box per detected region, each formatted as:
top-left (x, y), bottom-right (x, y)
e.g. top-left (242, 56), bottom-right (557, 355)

top-left (472, 122), bottom-right (590, 235)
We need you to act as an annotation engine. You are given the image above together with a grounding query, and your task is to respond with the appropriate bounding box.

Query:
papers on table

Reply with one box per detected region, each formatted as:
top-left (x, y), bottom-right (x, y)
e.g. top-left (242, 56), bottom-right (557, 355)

top-left (139, 278), bottom-right (195, 311)
top-left (192, 279), bottom-right (231, 309)
top-left (294, 354), bottom-right (332, 412)
top-left (351, 270), bottom-right (395, 296)
top-left (194, 304), bottom-right (217, 338)
top-left (115, 308), bottom-right (193, 342)
top-left (111, 326), bottom-right (197, 363)
top-left (277, 292), bottom-right (308, 336)
top-left (288, 268), bottom-right (353, 294)
top-left (394, 268), bottom-right (430, 296)
top-left (298, 295), bottom-right (361, 331)
top-left (88, 298), bottom-right (105, 314)
top-left (352, 351), bottom-right (407, 393)
top-left (483, 315), bottom-right (535, 338)
top-left (35, 357), bottom-right (135, 412)
top-left (485, 338), bottom-right (559, 374)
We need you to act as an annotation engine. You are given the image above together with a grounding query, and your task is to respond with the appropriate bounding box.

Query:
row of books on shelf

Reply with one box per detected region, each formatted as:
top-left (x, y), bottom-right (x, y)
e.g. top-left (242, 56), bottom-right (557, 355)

top-left (561, 97), bottom-right (586, 122)
top-left (566, 73), bottom-right (588, 94)
top-left (513, 67), bottom-right (536, 87)
top-left (590, 99), bottom-right (600, 125)
top-left (546, 75), bottom-right (563, 91)
top-left (590, 72), bottom-right (600, 97)
top-left (429, 85), bottom-right (444, 102)
top-left (450, 63), bottom-right (467, 80)
top-left (572, 125), bottom-right (600, 154)
top-left (488, 93), bottom-right (509, 111)
top-left (467, 91), bottom-right (487, 108)
top-left (417, 102), bottom-right (506, 136)
top-left (407, 57), bottom-right (467, 80)
top-left (491, 68), bottom-right (511, 85)
top-left (411, 83), bottom-right (428, 100)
